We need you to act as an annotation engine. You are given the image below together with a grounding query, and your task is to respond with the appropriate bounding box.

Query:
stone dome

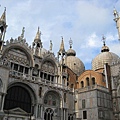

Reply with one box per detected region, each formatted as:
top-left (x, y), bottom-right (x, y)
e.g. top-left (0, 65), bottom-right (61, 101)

top-left (65, 56), bottom-right (85, 75)
top-left (65, 47), bottom-right (85, 76)
top-left (92, 44), bottom-right (120, 71)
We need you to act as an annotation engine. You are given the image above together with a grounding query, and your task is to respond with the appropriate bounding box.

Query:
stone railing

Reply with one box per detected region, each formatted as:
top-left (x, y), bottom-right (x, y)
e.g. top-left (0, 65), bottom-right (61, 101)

top-left (9, 70), bottom-right (72, 91)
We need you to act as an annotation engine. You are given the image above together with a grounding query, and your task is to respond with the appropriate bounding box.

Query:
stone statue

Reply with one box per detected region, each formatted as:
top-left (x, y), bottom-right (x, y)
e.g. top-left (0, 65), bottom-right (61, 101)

top-left (50, 40), bottom-right (53, 51)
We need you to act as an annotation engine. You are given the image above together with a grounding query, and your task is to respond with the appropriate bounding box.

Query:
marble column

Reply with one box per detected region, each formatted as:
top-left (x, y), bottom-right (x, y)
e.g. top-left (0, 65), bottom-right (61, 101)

top-left (1, 94), bottom-right (5, 111)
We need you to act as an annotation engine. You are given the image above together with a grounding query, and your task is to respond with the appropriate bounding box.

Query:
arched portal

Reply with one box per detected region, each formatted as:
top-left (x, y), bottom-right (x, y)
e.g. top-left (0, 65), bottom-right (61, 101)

top-left (4, 85), bottom-right (32, 113)
top-left (43, 91), bottom-right (61, 120)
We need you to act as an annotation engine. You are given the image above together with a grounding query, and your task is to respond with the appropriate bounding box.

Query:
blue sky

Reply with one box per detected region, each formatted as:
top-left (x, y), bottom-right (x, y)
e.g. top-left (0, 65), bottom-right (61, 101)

top-left (1, 0), bottom-right (120, 69)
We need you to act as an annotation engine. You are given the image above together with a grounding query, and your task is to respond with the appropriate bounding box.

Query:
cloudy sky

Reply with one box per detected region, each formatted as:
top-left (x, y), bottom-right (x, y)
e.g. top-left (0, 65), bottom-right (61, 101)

top-left (1, 0), bottom-right (120, 69)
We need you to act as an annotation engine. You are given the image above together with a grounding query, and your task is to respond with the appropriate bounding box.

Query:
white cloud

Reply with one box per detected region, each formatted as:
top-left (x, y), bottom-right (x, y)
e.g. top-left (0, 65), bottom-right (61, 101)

top-left (1, 0), bottom-right (120, 69)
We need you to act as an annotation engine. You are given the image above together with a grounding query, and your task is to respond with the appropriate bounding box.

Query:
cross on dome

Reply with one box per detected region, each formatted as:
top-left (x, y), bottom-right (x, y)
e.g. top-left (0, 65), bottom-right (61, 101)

top-left (69, 38), bottom-right (73, 48)
top-left (102, 35), bottom-right (106, 46)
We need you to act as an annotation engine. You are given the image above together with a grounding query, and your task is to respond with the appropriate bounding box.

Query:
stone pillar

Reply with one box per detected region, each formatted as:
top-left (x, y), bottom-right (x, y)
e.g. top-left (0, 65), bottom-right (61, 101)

top-left (60, 108), bottom-right (63, 120)
top-left (30, 67), bottom-right (33, 80)
top-left (37, 104), bottom-right (40, 118)
top-left (84, 79), bottom-right (87, 87)
top-left (41, 105), bottom-right (44, 119)
top-left (50, 75), bottom-right (52, 83)
top-left (0, 95), bottom-right (2, 110)
top-left (12, 63), bottom-right (14, 70)
top-left (18, 65), bottom-right (20, 72)
top-left (23, 67), bottom-right (25, 74)
top-left (1, 94), bottom-right (5, 111)
top-left (34, 104), bottom-right (38, 118)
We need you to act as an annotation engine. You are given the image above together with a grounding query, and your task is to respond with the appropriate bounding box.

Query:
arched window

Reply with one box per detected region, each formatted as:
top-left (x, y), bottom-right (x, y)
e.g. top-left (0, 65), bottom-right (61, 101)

top-left (4, 86), bottom-right (32, 113)
top-left (92, 77), bottom-right (95, 85)
top-left (81, 81), bottom-right (84, 88)
top-left (44, 108), bottom-right (54, 120)
top-left (86, 77), bottom-right (89, 86)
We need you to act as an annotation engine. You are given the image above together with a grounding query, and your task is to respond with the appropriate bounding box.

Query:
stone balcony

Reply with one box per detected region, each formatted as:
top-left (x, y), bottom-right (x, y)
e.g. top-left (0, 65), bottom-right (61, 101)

top-left (9, 70), bottom-right (72, 91)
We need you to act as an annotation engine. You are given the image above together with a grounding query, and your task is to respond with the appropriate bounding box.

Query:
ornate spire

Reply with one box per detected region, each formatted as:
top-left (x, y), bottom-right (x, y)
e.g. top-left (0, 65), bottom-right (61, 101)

top-left (69, 38), bottom-right (73, 48)
top-left (0, 7), bottom-right (6, 24)
top-left (34, 27), bottom-right (41, 42)
top-left (0, 7), bottom-right (7, 51)
top-left (59, 36), bottom-right (65, 54)
top-left (32, 27), bottom-right (42, 49)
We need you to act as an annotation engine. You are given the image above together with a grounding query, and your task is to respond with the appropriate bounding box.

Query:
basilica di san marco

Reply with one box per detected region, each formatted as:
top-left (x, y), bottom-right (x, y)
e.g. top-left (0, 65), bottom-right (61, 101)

top-left (1, 7), bottom-right (120, 120)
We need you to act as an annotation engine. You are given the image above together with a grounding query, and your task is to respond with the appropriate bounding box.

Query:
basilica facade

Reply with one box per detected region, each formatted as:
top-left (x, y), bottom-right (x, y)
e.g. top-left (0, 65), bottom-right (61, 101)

top-left (0, 8), bottom-right (120, 120)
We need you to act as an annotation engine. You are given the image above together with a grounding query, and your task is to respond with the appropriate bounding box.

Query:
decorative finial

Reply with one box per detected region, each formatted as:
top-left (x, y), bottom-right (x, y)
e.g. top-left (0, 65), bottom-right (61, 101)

top-left (38, 26), bottom-right (39, 32)
top-left (61, 36), bottom-right (63, 41)
top-left (113, 7), bottom-right (119, 18)
top-left (69, 38), bottom-right (73, 48)
top-left (38, 26), bottom-right (41, 36)
top-left (50, 40), bottom-right (53, 51)
top-left (102, 35), bottom-right (106, 46)
top-left (37, 26), bottom-right (41, 39)
top-left (4, 7), bottom-right (6, 12)
top-left (21, 27), bottom-right (25, 39)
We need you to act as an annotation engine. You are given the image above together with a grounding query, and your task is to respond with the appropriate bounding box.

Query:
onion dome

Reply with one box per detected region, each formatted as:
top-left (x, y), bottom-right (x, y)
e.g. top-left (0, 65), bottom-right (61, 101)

top-left (67, 48), bottom-right (76, 56)
top-left (101, 45), bottom-right (109, 52)
top-left (65, 38), bottom-right (85, 76)
top-left (92, 36), bottom-right (120, 71)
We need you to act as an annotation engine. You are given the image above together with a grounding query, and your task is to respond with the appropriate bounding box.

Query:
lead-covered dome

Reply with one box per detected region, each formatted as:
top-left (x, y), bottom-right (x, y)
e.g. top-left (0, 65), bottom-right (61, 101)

top-left (92, 43), bottom-right (120, 71)
top-left (65, 47), bottom-right (85, 76)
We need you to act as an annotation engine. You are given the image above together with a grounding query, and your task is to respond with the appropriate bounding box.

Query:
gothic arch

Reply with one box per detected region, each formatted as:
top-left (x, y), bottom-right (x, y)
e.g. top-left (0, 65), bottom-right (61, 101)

top-left (4, 82), bottom-right (37, 113)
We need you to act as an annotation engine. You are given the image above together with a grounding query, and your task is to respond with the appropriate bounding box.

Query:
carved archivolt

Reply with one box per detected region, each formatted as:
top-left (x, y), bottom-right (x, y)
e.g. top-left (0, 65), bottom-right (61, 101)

top-left (2, 48), bottom-right (30, 66)
top-left (41, 61), bottom-right (55, 74)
